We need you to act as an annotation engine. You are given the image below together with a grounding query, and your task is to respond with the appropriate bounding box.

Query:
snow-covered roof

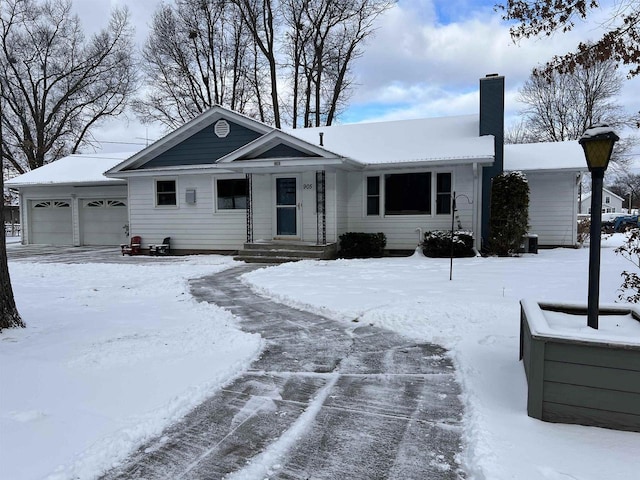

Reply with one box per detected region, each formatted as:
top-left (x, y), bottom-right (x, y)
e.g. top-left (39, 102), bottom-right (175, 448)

top-left (6, 152), bottom-right (136, 187)
top-left (504, 141), bottom-right (587, 172)
top-left (581, 187), bottom-right (624, 203)
top-left (287, 115), bottom-right (495, 166)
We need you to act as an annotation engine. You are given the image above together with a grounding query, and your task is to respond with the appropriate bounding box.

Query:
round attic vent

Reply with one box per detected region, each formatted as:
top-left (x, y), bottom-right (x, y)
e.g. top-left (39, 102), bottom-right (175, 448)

top-left (214, 119), bottom-right (230, 138)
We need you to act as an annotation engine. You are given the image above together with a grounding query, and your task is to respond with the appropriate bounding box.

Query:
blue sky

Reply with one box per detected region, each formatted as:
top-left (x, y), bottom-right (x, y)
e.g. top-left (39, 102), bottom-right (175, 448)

top-left (72, 0), bottom-right (639, 153)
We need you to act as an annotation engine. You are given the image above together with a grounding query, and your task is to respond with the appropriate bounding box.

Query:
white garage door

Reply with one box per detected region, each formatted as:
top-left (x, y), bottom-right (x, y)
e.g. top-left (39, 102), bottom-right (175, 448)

top-left (80, 199), bottom-right (128, 246)
top-left (29, 200), bottom-right (73, 245)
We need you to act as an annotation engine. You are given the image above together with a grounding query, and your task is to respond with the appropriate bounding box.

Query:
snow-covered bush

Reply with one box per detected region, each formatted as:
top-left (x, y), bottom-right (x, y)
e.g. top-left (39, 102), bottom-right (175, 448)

top-left (488, 171), bottom-right (529, 256)
top-left (338, 232), bottom-right (386, 258)
top-left (423, 230), bottom-right (475, 258)
top-left (615, 229), bottom-right (640, 303)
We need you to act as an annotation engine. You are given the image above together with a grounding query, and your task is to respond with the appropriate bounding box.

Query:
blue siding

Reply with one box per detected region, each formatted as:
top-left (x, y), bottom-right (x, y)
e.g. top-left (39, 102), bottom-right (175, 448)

top-left (254, 144), bottom-right (314, 159)
top-left (137, 121), bottom-right (263, 169)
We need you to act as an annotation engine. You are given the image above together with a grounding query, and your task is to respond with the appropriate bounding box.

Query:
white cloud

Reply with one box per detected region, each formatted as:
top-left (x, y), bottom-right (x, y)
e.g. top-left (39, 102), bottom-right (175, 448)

top-left (348, 0), bottom-right (640, 131)
top-left (67, 0), bottom-right (639, 148)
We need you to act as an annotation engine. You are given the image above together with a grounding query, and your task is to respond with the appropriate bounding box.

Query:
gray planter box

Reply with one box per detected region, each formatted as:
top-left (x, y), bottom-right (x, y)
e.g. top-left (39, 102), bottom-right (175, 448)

top-left (520, 300), bottom-right (640, 432)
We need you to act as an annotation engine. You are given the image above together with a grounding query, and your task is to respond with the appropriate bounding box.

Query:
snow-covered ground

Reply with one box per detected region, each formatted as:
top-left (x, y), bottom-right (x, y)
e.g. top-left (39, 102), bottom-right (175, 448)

top-left (1, 235), bottom-right (639, 480)
top-left (0, 255), bottom-right (262, 480)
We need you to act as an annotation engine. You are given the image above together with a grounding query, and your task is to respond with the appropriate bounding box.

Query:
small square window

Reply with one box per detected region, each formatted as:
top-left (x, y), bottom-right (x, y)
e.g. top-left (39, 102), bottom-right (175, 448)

top-left (217, 178), bottom-right (247, 210)
top-left (156, 180), bottom-right (176, 206)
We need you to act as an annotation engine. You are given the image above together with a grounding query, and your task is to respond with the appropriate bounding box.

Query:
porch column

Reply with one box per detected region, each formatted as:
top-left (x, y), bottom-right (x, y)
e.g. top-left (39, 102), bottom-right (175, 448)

top-left (316, 170), bottom-right (326, 245)
top-left (245, 173), bottom-right (253, 243)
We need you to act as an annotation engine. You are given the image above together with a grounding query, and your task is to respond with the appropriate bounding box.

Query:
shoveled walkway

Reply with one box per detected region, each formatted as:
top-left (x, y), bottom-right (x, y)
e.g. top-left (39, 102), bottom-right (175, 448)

top-left (100, 264), bottom-right (466, 479)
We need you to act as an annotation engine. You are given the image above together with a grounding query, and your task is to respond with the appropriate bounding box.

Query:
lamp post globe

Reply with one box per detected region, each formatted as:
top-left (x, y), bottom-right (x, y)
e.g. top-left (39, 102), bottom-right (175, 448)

top-left (579, 126), bottom-right (619, 330)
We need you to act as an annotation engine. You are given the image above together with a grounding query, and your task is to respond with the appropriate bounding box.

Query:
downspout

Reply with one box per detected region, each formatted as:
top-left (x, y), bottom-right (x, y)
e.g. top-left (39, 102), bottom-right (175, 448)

top-left (472, 162), bottom-right (481, 251)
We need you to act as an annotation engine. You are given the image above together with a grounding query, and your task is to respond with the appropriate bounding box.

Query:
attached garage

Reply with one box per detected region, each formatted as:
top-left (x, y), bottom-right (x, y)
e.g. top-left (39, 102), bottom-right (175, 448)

top-left (80, 199), bottom-right (128, 246)
top-left (29, 199), bottom-right (73, 245)
top-left (6, 153), bottom-right (133, 247)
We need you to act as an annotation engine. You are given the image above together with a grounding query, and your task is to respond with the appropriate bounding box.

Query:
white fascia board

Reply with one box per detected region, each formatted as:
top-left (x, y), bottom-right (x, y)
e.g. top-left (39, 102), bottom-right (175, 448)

top-left (6, 179), bottom-right (126, 188)
top-left (508, 166), bottom-right (588, 174)
top-left (108, 165), bottom-right (238, 177)
top-left (218, 157), bottom-right (361, 172)
top-left (361, 156), bottom-right (494, 170)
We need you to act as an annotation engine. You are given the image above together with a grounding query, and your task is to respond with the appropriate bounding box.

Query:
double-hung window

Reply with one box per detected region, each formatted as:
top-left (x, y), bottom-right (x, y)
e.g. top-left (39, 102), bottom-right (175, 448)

top-left (156, 179), bottom-right (177, 206)
top-left (366, 176), bottom-right (380, 215)
top-left (436, 173), bottom-right (452, 215)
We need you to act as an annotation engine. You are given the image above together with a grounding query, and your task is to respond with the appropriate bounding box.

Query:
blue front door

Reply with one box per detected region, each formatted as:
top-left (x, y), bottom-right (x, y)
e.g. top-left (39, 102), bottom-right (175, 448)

top-left (276, 177), bottom-right (298, 237)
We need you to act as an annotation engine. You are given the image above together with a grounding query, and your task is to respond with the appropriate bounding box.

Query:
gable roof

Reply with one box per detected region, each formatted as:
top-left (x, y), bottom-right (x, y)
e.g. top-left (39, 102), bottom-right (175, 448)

top-left (105, 106), bottom-right (275, 175)
top-left (6, 152), bottom-right (134, 187)
top-left (504, 141), bottom-right (588, 172)
top-left (581, 187), bottom-right (624, 203)
top-left (287, 115), bottom-right (495, 167)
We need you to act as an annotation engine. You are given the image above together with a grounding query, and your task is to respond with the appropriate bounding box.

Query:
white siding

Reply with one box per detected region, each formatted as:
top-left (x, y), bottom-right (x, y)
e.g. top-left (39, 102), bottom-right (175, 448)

top-left (128, 174), bottom-right (246, 251)
top-left (301, 171), bottom-right (319, 242)
top-left (346, 166), bottom-right (476, 250)
top-left (335, 172), bottom-right (349, 239)
top-left (526, 171), bottom-right (579, 247)
top-left (251, 174), bottom-right (273, 241)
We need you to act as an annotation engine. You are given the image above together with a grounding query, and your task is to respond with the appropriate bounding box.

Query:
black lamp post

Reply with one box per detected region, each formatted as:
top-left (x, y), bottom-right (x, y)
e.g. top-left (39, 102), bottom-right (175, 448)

top-left (579, 126), bottom-right (619, 329)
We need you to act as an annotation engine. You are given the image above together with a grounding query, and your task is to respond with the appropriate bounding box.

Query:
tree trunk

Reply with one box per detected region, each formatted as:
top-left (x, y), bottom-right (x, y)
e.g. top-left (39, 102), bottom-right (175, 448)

top-left (0, 110), bottom-right (24, 331)
top-left (0, 232), bottom-right (23, 331)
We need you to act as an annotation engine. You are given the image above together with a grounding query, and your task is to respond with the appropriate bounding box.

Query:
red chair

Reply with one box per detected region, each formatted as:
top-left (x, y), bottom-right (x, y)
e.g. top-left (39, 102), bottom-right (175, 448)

top-left (121, 236), bottom-right (142, 256)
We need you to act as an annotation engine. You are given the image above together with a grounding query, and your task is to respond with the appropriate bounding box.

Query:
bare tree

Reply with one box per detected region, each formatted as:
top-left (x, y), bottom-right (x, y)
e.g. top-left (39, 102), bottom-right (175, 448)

top-left (0, 176), bottom-right (23, 331)
top-left (0, 0), bottom-right (137, 174)
top-left (134, 0), bottom-right (265, 130)
top-left (609, 172), bottom-right (640, 211)
top-left (504, 119), bottom-right (539, 144)
top-left (519, 58), bottom-right (629, 142)
top-left (232, 0), bottom-right (282, 127)
top-left (516, 57), bottom-right (635, 174)
top-left (1, 67), bottom-right (23, 331)
top-left (282, 0), bottom-right (392, 128)
top-left (138, 0), bottom-right (393, 129)
top-left (500, 0), bottom-right (640, 78)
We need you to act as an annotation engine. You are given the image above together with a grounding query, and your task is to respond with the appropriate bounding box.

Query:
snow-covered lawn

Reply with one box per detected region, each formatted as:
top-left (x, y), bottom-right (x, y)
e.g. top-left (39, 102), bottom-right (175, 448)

top-left (1, 235), bottom-right (639, 480)
top-left (0, 256), bottom-right (262, 480)
top-left (243, 234), bottom-right (640, 480)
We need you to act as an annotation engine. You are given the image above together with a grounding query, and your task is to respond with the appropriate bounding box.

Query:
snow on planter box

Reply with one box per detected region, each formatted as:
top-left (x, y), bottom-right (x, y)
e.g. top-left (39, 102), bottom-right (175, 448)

top-left (519, 299), bottom-right (640, 432)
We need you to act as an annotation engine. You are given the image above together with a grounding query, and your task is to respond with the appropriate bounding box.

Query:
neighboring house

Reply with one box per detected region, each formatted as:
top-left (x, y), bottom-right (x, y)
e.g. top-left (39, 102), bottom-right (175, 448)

top-left (580, 188), bottom-right (624, 215)
top-left (7, 75), bottom-right (587, 252)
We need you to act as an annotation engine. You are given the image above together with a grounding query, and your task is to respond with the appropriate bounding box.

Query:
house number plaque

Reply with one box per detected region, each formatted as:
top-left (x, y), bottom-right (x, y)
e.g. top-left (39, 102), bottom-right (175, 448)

top-left (303, 183), bottom-right (313, 190)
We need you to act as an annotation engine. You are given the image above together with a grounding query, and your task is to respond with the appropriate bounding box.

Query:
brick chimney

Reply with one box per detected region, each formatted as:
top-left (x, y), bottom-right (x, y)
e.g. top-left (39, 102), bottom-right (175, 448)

top-left (479, 74), bottom-right (505, 250)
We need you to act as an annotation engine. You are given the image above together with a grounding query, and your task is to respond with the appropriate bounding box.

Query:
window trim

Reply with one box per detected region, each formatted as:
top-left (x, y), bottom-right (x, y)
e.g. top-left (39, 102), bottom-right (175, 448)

top-left (214, 175), bottom-right (248, 213)
top-left (155, 178), bottom-right (178, 208)
top-left (366, 175), bottom-right (381, 216)
top-left (363, 170), bottom-right (454, 218)
top-left (436, 172), bottom-right (452, 216)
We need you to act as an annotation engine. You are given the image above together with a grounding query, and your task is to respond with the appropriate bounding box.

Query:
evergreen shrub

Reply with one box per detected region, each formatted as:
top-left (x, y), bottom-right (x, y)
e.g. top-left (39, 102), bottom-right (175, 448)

top-left (488, 171), bottom-right (530, 256)
top-left (423, 230), bottom-right (475, 257)
top-left (339, 232), bottom-right (386, 258)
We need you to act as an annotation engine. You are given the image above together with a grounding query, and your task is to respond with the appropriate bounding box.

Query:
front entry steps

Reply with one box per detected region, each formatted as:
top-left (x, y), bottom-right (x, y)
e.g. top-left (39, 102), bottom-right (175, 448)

top-left (235, 241), bottom-right (337, 264)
